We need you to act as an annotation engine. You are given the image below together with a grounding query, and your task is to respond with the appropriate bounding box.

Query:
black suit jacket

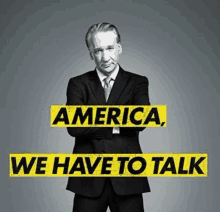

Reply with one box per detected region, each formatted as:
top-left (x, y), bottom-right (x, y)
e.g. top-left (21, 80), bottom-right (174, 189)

top-left (66, 66), bottom-right (151, 197)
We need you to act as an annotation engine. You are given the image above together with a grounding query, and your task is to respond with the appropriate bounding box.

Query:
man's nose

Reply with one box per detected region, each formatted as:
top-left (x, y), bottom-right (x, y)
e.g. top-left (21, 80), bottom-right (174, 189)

top-left (102, 50), bottom-right (109, 62)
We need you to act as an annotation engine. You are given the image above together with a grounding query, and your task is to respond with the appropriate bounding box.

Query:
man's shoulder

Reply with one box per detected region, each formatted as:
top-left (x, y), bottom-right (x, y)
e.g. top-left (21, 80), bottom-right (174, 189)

top-left (122, 68), bottom-right (149, 83)
top-left (68, 70), bottom-right (95, 83)
top-left (68, 68), bottom-right (149, 84)
top-left (123, 69), bottom-right (147, 78)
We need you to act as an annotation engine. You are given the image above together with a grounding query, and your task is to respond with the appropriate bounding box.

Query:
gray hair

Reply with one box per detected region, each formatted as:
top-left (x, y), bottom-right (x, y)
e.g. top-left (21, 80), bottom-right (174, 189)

top-left (85, 23), bottom-right (121, 50)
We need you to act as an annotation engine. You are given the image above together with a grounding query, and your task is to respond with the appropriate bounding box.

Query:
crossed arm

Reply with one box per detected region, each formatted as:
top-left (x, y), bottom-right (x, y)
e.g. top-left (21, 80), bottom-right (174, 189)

top-left (121, 76), bottom-right (150, 132)
top-left (66, 76), bottom-right (150, 137)
top-left (66, 78), bottom-right (103, 137)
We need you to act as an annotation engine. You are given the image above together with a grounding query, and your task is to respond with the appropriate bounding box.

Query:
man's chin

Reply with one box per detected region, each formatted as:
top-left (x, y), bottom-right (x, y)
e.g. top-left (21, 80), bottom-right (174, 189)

top-left (101, 65), bottom-right (117, 73)
top-left (99, 67), bottom-right (114, 74)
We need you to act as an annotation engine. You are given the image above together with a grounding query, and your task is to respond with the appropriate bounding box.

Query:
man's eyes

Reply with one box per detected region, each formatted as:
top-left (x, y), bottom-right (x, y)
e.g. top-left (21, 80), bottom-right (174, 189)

top-left (94, 47), bottom-right (114, 53)
top-left (94, 49), bottom-right (102, 54)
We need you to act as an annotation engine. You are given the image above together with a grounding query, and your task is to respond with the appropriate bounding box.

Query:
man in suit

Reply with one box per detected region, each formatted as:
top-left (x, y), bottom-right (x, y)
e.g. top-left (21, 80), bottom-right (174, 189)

top-left (66, 23), bottom-right (151, 212)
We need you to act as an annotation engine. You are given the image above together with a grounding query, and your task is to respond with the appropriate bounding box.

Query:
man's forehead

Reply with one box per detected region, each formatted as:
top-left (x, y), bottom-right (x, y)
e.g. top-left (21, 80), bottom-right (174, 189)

top-left (91, 31), bottom-right (117, 47)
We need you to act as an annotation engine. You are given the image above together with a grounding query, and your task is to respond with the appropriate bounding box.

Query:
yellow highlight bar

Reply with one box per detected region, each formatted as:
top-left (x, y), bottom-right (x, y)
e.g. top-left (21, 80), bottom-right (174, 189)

top-left (10, 153), bottom-right (207, 177)
top-left (50, 105), bottom-right (167, 127)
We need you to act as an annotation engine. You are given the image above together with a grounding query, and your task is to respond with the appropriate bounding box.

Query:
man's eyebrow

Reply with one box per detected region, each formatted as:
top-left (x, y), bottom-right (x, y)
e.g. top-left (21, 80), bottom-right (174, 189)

top-left (94, 47), bottom-right (102, 51)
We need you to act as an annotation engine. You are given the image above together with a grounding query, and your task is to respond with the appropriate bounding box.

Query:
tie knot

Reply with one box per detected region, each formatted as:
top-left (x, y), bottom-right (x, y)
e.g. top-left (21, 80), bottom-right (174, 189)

top-left (104, 76), bottom-right (112, 85)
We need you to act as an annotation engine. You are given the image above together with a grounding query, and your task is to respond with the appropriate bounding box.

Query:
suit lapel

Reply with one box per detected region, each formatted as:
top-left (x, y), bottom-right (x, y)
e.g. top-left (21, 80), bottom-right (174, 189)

top-left (88, 70), bottom-right (106, 105)
top-left (107, 66), bottom-right (128, 105)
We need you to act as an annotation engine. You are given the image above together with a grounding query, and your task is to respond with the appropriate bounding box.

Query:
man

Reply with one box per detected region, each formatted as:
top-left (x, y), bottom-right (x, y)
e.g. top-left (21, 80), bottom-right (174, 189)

top-left (66, 23), bottom-right (151, 212)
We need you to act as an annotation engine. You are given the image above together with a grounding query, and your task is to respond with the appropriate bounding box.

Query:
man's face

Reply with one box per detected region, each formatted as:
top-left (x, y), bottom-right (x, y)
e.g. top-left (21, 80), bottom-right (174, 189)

top-left (89, 31), bottom-right (122, 76)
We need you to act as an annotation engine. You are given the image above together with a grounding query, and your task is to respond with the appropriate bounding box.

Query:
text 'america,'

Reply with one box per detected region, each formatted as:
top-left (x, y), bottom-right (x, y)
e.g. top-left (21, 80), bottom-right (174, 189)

top-left (50, 105), bottom-right (167, 127)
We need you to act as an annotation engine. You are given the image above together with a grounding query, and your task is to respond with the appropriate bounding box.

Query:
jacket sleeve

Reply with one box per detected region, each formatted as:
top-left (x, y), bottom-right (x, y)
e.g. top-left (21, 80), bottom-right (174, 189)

top-left (121, 76), bottom-right (150, 132)
top-left (66, 78), bottom-right (102, 137)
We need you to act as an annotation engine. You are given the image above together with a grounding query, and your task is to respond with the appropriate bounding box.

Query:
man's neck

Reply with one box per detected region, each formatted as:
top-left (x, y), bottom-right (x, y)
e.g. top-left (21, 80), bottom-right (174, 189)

top-left (96, 64), bottom-right (119, 77)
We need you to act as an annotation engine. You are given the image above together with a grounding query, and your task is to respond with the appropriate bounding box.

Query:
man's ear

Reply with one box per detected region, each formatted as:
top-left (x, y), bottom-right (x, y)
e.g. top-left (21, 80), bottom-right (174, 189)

top-left (90, 52), bottom-right (94, 60)
top-left (118, 43), bottom-right (122, 54)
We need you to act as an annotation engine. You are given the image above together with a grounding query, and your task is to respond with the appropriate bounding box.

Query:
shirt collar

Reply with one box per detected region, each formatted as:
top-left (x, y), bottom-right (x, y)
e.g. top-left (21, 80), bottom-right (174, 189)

top-left (96, 64), bottom-right (119, 82)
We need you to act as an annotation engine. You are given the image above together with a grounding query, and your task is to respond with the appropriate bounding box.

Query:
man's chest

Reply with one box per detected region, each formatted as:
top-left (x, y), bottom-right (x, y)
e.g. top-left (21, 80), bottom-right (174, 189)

top-left (81, 81), bottom-right (135, 105)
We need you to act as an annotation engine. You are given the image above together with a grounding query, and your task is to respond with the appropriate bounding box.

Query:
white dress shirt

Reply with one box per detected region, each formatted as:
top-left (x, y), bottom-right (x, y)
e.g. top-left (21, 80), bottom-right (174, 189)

top-left (96, 64), bottom-right (120, 134)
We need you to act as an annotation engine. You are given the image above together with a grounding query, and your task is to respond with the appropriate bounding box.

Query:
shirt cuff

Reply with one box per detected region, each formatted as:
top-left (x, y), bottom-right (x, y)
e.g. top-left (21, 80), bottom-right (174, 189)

top-left (112, 127), bottom-right (120, 134)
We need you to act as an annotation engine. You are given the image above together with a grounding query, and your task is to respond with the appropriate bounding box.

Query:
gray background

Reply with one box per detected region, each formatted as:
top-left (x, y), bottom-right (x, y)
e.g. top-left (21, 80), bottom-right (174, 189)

top-left (1, 0), bottom-right (219, 211)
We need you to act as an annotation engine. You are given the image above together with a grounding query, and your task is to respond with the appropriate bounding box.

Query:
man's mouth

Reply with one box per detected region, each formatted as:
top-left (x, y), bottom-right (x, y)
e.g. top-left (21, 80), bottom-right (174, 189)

top-left (102, 63), bottom-right (111, 68)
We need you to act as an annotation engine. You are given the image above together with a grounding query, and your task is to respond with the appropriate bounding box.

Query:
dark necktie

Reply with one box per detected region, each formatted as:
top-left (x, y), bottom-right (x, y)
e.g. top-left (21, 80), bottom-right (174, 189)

top-left (103, 76), bottom-right (112, 101)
